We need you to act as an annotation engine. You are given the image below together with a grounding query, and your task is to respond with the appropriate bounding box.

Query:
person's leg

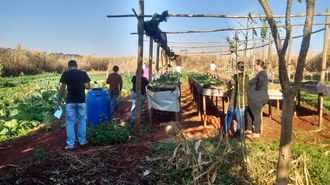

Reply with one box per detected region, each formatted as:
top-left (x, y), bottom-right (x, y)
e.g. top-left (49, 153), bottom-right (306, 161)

top-left (249, 99), bottom-right (263, 134)
top-left (224, 107), bottom-right (234, 134)
top-left (66, 103), bottom-right (76, 147)
top-left (140, 94), bottom-right (147, 114)
top-left (245, 105), bottom-right (253, 133)
top-left (76, 103), bottom-right (87, 145)
top-left (130, 91), bottom-right (136, 121)
top-left (234, 107), bottom-right (245, 139)
top-left (110, 91), bottom-right (119, 114)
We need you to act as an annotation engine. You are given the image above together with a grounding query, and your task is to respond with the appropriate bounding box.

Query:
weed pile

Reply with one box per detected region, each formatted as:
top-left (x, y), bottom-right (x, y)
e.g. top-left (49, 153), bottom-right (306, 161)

top-left (148, 122), bottom-right (330, 184)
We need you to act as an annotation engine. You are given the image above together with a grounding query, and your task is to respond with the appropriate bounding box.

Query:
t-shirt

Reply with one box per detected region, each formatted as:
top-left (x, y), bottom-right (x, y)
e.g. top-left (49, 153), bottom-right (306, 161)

top-left (60, 69), bottom-right (91, 103)
top-left (106, 72), bottom-right (122, 92)
top-left (247, 70), bottom-right (269, 102)
top-left (131, 75), bottom-right (149, 95)
top-left (210, 63), bottom-right (217, 71)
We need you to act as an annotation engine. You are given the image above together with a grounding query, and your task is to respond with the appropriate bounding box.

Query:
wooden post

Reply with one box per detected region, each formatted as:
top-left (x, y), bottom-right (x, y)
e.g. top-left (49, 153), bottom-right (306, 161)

top-left (252, 39), bottom-right (256, 75)
top-left (267, 32), bottom-right (273, 81)
top-left (319, 8), bottom-right (330, 127)
top-left (160, 49), bottom-right (164, 74)
top-left (148, 37), bottom-right (153, 81)
top-left (156, 45), bottom-right (160, 72)
top-left (135, 0), bottom-right (144, 133)
top-left (203, 95), bottom-right (207, 127)
top-left (148, 36), bottom-right (153, 126)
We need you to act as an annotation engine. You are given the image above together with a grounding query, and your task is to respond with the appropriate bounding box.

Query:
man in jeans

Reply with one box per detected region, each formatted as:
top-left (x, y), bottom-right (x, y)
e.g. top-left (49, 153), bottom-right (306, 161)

top-left (106, 65), bottom-right (123, 115)
top-left (57, 60), bottom-right (91, 150)
top-left (130, 69), bottom-right (149, 122)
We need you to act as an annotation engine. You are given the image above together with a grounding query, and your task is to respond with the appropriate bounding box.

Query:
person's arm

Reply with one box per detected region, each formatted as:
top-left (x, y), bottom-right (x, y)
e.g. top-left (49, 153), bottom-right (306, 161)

top-left (57, 83), bottom-right (66, 107)
top-left (84, 72), bottom-right (91, 89)
top-left (106, 74), bottom-right (110, 84)
top-left (119, 76), bottom-right (123, 92)
top-left (85, 82), bottom-right (91, 90)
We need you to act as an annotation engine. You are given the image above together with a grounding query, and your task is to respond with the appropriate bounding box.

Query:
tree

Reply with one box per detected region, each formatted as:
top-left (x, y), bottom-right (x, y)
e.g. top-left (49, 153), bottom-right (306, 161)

top-left (258, 0), bottom-right (315, 184)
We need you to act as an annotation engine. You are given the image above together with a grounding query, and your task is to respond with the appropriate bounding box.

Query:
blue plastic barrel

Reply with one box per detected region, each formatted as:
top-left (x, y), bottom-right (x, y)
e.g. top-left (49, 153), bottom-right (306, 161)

top-left (86, 88), bottom-right (111, 126)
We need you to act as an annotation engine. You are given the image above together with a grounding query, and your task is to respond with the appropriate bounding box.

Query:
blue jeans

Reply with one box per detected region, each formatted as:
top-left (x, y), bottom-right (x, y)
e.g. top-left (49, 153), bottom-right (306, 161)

top-left (224, 106), bottom-right (245, 138)
top-left (109, 90), bottom-right (119, 114)
top-left (66, 103), bottom-right (87, 147)
top-left (130, 91), bottom-right (146, 121)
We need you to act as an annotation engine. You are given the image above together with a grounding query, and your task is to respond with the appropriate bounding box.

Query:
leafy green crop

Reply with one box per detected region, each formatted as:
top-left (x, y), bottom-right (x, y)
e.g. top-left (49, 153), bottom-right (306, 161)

top-left (86, 121), bottom-right (130, 145)
top-left (189, 73), bottom-right (224, 88)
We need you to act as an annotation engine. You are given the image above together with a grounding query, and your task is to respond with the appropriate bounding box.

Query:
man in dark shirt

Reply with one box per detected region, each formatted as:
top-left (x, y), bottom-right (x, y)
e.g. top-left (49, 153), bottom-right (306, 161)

top-left (130, 69), bottom-right (149, 122)
top-left (106, 65), bottom-right (123, 115)
top-left (57, 60), bottom-right (91, 150)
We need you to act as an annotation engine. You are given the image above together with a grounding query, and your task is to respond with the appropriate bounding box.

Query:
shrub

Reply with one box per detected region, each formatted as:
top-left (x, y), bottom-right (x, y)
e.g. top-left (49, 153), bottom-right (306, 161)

top-left (86, 121), bottom-right (130, 145)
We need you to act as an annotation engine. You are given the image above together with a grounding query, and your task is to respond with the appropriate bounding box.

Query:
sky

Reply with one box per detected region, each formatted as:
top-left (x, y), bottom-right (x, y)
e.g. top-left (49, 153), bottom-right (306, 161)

top-left (0, 0), bottom-right (329, 57)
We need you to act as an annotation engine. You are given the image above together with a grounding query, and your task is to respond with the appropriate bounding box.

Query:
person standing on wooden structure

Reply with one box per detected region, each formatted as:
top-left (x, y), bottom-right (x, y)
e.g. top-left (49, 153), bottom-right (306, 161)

top-left (245, 59), bottom-right (269, 139)
top-left (106, 65), bottom-right (123, 115)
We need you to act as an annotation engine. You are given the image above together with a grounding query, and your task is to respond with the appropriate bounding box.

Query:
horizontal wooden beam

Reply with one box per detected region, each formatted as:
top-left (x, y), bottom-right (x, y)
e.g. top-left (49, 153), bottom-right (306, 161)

top-left (132, 23), bottom-right (329, 34)
top-left (107, 12), bottom-right (330, 19)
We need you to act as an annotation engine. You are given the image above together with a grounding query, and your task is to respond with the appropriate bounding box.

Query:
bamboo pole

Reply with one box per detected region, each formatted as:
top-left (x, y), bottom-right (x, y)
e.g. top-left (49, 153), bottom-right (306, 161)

top-left (268, 32), bottom-right (273, 81)
top-left (107, 12), bottom-right (330, 19)
top-left (319, 8), bottom-right (330, 128)
top-left (160, 49), bottom-right (164, 73)
top-left (134, 0), bottom-right (144, 133)
top-left (131, 23), bottom-right (329, 35)
top-left (147, 37), bottom-right (153, 126)
top-left (148, 37), bottom-right (153, 81)
top-left (156, 44), bottom-right (160, 72)
top-left (252, 38), bottom-right (256, 69)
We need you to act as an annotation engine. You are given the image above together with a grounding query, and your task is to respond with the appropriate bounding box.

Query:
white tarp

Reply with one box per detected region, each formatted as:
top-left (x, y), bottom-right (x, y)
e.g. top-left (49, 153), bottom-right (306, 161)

top-left (146, 86), bottom-right (180, 112)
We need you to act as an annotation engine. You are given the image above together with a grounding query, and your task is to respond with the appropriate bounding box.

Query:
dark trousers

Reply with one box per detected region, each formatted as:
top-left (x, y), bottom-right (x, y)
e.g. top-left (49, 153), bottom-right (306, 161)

top-left (246, 98), bottom-right (267, 134)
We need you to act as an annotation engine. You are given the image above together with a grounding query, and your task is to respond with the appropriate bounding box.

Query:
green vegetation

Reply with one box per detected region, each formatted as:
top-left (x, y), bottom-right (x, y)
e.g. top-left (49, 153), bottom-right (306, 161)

top-left (189, 73), bottom-right (225, 88)
top-left (87, 121), bottom-right (151, 145)
top-left (0, 72), bottom-right (132, 142)
top-left (152, 72), bottom-right (181, 86)
top-left (86, 121), bottom-right (130, 145)
top-left (300, 91), bottom-right (330, 111)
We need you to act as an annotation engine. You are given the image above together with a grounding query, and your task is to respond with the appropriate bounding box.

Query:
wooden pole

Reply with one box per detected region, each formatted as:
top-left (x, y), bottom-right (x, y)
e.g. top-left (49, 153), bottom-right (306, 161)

top-left (107, 12), bottom-right (330, 19)
top-left (267, 32), bottom-right (273, 81)
top-left (252, 38), bottom-right (256, 73)
top-left (131, 23), bottom-right (328, 35)
top-left (148, 37), bottom-right (153, 126)
top-left (156, 45), bottom-right (160, 72)
top-left (319, 8), bottom-right (330, 128)
top-left (135, 0), bottom-right (144, 133)
top-left (148, 37), bottom-right (153, 81)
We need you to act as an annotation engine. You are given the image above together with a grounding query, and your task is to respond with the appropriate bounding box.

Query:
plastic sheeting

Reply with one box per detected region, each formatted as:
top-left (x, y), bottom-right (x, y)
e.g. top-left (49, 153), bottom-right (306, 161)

top-left (146, 85), bottom-right (180, 112)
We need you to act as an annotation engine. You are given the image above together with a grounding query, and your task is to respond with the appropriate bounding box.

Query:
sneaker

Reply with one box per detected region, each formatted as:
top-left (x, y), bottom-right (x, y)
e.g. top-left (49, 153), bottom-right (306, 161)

top-left (251, 133), bottom-right (260, 139)
top-left (65, 145), bottom-right (77, 150)
top-left (246, 133), bottom-right (260, 140)
top-left (245, 130), bottom-right (252, 135)
top-left (79, 140), bottom-right (89, 147)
